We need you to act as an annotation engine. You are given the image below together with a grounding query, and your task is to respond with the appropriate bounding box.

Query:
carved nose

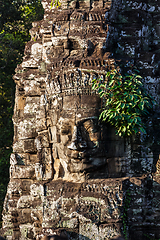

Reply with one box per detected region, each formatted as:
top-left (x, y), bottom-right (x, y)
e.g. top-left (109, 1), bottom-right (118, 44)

top-left (67, 126), bottom-right (87, 150)
top-left (67, 126), bottom-right (78, 150)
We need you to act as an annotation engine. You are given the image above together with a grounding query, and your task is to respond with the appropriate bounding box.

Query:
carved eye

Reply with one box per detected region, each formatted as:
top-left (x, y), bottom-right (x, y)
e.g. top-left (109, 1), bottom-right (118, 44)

top-left (83, 120), bottom-right (99, 133)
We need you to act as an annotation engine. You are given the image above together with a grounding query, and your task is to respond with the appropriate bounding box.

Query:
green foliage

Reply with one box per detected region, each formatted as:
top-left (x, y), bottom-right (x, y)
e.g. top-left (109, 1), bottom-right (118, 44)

top-left (0, 0), bottom-right (44, 226)
top-left (21, 0), bottom-right (44, 30)
top-left (92, 67), bottom-right (156, 137)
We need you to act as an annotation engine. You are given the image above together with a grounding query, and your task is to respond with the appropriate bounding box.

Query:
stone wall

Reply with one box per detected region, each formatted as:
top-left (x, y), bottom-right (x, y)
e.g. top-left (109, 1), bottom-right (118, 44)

top-left (1, 0), bottom-right (160, 239)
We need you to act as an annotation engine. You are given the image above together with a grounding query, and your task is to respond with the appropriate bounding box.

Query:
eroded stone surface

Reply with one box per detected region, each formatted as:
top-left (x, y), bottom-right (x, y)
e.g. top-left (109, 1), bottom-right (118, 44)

top-left (2, 0), bottom-right (160, 239)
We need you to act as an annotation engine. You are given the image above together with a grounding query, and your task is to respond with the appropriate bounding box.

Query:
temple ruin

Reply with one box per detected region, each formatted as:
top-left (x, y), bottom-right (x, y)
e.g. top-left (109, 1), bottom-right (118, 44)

top-left (1, 0), bottom-right (160, 239)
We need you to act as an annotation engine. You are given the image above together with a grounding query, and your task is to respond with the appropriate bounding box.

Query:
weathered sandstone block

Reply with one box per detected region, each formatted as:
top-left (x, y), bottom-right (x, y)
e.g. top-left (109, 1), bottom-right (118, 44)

top-left (1, 0), bottom-right (160, 239)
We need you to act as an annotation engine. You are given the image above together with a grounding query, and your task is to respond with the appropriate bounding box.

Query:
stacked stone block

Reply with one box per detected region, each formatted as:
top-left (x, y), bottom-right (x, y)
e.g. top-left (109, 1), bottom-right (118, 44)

top-left (1, 0), bottom-right (160, 239)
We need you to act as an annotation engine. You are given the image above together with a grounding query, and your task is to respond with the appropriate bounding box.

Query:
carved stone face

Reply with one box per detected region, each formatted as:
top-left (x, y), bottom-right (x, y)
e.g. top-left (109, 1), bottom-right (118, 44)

top-left (52, 95), bottom-right (108, 182)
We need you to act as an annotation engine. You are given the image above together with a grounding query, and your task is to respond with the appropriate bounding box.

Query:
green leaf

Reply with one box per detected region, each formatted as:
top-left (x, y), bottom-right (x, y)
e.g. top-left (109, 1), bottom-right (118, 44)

top-left (122, 126), bottom-right (126, 132)
top-left (121, 103), bottom-right (125, 109)
top-left (106, 71), bottom-right (110, 77)
top-left (139, 101), bottom-right (144, 110)
top-left (100, 92), bottom-right (106, 98)
top-left (110, 74), bottom-right (115, 79)
top-left (109, 80), bottom-right (114, 86)
top-left (139, 127), bottom-right (146, 134)
top-left (135, 75), bottom-right (142, 79)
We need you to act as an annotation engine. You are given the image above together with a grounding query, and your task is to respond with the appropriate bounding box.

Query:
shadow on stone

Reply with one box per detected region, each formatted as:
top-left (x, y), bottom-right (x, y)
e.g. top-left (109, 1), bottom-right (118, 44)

top-left (41, 235), bottom-right (68, 240)
top-left (110, 236), bottom-right (125, 240)
top-left (0, 236), bottom-right (5, 240)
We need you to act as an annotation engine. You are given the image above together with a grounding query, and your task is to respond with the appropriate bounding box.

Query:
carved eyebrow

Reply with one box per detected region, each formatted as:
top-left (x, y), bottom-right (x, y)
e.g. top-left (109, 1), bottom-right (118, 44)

top-left (83, 122), bottom-right (94, 132)
top-left (76, 116), bottom-right (98, 125)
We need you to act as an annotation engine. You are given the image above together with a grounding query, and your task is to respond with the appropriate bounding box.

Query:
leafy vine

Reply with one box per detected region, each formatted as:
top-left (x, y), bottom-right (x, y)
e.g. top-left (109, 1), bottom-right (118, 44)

top-left (92, 67), bottom-right (156, 137)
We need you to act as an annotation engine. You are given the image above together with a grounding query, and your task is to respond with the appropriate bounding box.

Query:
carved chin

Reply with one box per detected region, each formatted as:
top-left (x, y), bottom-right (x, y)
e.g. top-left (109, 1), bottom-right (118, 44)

top-left (66, 148), bottom-right (101, 159)
top-left (67, 157), bottom-right (107, 173)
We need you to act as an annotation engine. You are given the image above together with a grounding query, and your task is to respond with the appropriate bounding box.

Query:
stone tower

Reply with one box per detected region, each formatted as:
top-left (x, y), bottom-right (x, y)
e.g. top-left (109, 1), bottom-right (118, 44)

top-left (2, 0), bottom-right (160, 239)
